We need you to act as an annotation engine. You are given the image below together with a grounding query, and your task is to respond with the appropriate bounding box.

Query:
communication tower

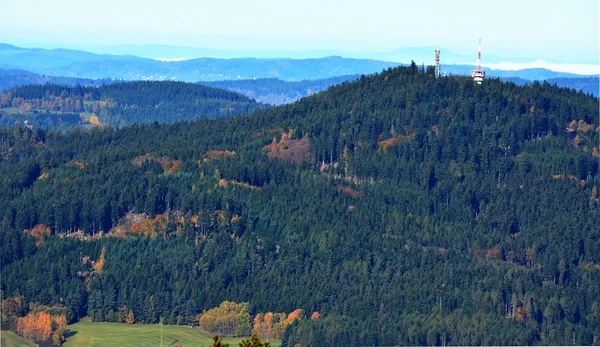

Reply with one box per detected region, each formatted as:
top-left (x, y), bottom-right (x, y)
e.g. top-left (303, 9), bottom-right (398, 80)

top-left (471, 38), bottom-right (485, 84)
top-left (434, 48), bottom-right (441, 79)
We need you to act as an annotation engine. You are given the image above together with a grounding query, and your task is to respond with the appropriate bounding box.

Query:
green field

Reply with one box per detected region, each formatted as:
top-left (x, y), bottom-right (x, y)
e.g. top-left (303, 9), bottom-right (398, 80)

top-left (64, 322), bottom-right (281, 347)
top-left (0, 331), bottom-right (37, 347)
top-left (0, 108), bottom-right (20, 114)
top-left (0, 107), bottom-right (74, 116)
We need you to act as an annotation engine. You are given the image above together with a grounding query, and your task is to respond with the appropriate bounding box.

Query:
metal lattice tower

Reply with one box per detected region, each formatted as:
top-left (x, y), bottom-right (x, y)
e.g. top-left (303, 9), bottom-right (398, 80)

top-left (434, 48), bottom-right (441, 79)
top-left (471, 38), bottom-right (485, 84)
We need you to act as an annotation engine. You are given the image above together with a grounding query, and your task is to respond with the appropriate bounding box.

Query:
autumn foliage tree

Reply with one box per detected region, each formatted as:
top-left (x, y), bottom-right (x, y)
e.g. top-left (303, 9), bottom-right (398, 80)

top-left (253, 312), bottom-right (277, 339)
top-left (92, 247), bottom-right (106, 274)
top-left (252, 309), bottom-right (302, 339)
top-left (52, 314), bottom-right (68, 345)
top-left (23, 224), bottom-right (51, 246)
top-left (12, 304), bottom-right (71, 344)
top-left (125, 309), bottom-right (135, 324)
top-left (129, 215), bottom-right (168, 238)
top-left (197, 301), bottom-right (252, 337)
top-left (17, 311), bottom-right (53, 342)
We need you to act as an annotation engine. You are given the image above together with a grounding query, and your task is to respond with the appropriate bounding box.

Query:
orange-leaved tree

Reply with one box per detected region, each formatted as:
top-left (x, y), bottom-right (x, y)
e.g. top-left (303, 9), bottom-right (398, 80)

top-left (92, 247), bottom-right (106, 274)
top-left (125, 309), bottom-right (135, 324)
top-left (17, 311), bottom-right (53, 342)
top-left (252, 309), bottom-right (303, 340)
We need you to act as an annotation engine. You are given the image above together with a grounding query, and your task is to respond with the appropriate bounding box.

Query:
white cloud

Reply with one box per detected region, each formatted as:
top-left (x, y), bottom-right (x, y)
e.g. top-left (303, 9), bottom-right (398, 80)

top-left (154, 58), bottom-right (188, 62)
top-left (473, 60), bottom-right (599, 75)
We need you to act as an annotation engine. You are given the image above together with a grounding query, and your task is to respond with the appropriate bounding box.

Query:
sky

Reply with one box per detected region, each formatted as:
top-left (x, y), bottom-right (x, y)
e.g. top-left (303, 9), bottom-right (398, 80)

top-left (0, 0), bottom-right (598, 64)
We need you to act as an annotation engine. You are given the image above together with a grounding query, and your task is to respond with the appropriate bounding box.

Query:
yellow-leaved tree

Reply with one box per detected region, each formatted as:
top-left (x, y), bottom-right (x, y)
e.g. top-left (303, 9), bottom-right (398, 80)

top-left (197, 301), bottom-right (252, 337)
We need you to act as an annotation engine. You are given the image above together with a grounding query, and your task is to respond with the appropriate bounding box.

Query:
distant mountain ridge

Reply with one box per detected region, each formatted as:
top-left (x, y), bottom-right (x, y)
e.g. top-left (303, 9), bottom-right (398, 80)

top-left (198, 75), bottom-right (361, 105)
top-left (42, 43), bottom-right (599, 65)
top-left (0, 44), bottom-right (398, 81)
top-left (0, 68), bottom-right (112, 92)
top-left (441, 64), bottom-right (585, 80)
top-left (1, 43), bottom-right (595, 83)
top-left (0, 43), bottom-right (146, 70)
top-left (501, 76), bottom-right (599, 97)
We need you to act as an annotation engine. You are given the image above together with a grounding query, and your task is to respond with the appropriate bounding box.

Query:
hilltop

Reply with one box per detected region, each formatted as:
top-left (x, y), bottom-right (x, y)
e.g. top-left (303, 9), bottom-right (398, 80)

top-left (1, 65), bottom-right (598, 346)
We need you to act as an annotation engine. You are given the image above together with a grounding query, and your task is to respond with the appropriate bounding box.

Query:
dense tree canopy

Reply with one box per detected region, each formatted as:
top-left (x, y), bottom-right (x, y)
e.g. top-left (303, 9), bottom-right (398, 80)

top-left (1, 65), bottom-right (599, 345)
top-left (0, 81), bottom-right (267, 128)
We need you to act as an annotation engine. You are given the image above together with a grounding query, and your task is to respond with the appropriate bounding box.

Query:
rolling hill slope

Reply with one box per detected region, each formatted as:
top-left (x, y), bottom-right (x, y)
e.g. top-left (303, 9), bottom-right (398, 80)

top-left (1, 65), bottom-right (598, 346)
top-left (0, 81), bottom-right (267, 128)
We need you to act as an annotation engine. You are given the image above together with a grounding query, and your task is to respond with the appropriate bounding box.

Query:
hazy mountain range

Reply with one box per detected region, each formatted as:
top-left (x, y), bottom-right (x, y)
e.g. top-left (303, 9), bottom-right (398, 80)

top-left (65, 44), bottom-right (501, 64)
top-left (1, 43), bottom-right (596, 83)
top-left (0, 43), bottom-right (397, 81)
top-left (26, 43), bottom-right (599, 66)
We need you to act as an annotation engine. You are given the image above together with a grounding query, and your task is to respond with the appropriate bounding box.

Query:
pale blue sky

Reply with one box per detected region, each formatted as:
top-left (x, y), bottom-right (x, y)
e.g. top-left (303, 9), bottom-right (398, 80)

top-left (1, 0), bottom-right (598, 63)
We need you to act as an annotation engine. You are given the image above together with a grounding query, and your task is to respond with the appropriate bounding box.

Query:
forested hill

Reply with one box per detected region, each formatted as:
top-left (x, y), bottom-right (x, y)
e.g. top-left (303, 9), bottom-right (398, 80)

top-left (1, 65), bottom-right (599, 346)
top-left (0, 81), bottom-right (267, 128)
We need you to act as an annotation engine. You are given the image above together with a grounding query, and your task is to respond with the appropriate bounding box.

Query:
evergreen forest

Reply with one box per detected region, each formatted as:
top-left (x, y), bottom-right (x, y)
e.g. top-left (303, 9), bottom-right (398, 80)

top-left (0, 81), bottom-right (267, 128)
top-left (1, 64), bottom-right (599, 346)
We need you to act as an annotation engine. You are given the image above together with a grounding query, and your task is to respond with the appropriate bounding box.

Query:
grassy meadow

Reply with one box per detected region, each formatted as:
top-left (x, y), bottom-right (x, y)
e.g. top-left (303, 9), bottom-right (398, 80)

top-left (1, 330), bottom-right (37, 347)
top-left (63, 321), bottom-right (281, 347)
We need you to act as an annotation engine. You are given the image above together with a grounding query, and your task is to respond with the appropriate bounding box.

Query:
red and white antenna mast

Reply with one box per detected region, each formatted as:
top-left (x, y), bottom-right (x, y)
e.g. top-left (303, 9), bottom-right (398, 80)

top-left (477, 38), bottom-right (481, 67)
top-left (472, 38), bottom-right (485, 84)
